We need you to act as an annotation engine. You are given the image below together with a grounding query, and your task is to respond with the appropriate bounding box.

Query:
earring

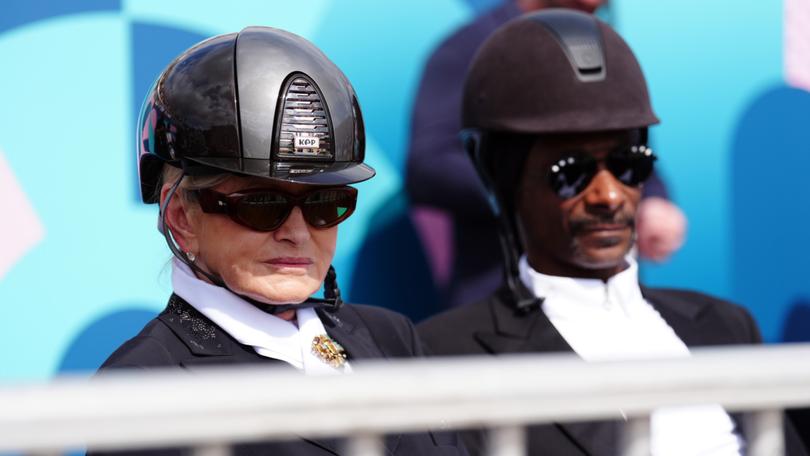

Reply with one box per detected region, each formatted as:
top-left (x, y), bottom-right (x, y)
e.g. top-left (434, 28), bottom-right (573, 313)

top-left (186, 251), bottom-right (196, 263)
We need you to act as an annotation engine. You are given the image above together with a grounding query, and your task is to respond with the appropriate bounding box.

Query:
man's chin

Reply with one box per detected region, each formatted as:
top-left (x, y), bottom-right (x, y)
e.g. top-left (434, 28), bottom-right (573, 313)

top-left (575, 244), bottom-right (633, 271)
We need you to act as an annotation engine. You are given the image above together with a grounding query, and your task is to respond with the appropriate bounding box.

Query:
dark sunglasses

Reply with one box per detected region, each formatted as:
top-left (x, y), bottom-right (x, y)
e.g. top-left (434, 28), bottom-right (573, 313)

top-left (194, 187), bottom-right (357, 232)
top-left (548, 145), bottom-right (657, 199)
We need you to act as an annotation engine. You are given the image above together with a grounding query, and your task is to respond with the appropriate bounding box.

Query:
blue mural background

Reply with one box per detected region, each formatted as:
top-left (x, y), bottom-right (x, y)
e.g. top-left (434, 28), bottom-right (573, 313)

top-left (1, 0), bottom-right (808, 381)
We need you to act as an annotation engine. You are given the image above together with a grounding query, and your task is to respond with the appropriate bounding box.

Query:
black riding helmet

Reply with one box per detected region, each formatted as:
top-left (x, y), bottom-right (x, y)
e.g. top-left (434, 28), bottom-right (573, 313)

top-left (460, 9), bottom-right (659, 311)
top-left (138, 26), bottom-right (375, 313)
top-left (138, 26), bottom-right (374, 203)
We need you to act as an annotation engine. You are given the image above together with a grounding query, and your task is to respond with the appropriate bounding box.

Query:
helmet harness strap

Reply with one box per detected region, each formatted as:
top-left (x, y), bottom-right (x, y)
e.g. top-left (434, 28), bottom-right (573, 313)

top-left (159, 171), bottom-right (343, 315)
top-left (462, 131), bottom-right (543, 313)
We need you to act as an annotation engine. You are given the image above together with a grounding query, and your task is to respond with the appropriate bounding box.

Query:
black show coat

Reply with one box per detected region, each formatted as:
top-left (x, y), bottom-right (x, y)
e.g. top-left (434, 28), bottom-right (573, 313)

top-left (92, 295), bottom-right (467, 456)
top-left (417, 286), bottom-right (808, 456)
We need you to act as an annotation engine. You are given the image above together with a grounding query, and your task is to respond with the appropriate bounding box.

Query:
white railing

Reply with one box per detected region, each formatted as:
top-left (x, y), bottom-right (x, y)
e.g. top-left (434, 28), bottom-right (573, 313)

top-left (3, 344), bottom-right (810, 455)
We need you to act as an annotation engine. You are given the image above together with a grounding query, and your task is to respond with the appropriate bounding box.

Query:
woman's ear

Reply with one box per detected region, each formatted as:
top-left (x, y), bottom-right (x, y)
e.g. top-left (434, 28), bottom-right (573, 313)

top-left (160, 183), bottom-right (199, 255)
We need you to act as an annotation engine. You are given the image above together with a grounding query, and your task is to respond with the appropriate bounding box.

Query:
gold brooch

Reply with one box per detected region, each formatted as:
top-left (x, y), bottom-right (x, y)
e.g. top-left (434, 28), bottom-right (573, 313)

top-left (311, 334), bottom-right (347, 369)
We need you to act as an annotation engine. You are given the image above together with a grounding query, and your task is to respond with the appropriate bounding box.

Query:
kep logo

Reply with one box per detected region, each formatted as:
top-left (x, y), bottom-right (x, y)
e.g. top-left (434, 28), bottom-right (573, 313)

top-left (294, 136), bottom-right (320, 149)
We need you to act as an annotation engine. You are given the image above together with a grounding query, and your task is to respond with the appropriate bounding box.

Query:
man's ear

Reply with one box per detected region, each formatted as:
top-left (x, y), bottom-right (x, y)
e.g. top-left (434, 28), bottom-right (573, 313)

top-left (159, 184), bottom-right (198, 254)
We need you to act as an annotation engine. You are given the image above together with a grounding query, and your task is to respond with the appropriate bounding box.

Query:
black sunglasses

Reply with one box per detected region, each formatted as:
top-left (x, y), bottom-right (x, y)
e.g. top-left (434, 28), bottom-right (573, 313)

top-left (194, 187), bottom-right (357, 232)
top-left (548, 144), bottom-right (657, 199)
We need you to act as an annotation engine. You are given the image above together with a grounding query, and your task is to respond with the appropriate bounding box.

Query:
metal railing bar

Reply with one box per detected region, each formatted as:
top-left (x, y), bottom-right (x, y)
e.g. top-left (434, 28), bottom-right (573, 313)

top-left (745, 409), bottom-right (785, 456)
top-left (2, 345), bottom-right (810, 452)
top-left (486, 425), bottom-right (526, 456)
top-left (192, 443), bottom-right (232, 456)
top-left (344, 434), bottom-right (384, 456)
top-left (619, 416), bottom-right (651, 456)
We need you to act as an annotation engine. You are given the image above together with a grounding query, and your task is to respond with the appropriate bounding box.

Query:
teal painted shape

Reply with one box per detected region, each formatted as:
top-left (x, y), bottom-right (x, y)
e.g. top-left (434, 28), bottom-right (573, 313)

top-left (730, 85), bottom-right (810, 342)
top-left (122, 0), bottom-right (332, 39)
top-left (615, 0), bottom-right (783, 300)
top-left (1, 0), bottom-right (120, 34)
top-left (348, 191), bottom-right (441, 320)
top-left (129, 22), bottom-right (209, 201)
top-left (332, 136), bottom-right (401, 298)
top-left (57, 306), bottom-right (155, 374)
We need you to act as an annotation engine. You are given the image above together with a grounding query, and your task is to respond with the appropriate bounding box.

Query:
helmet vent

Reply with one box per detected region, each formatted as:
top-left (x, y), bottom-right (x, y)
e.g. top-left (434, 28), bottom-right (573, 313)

top-left (275, 74), bottom-right (334, 161)
top-left (531, 10), bottom-right (606, 83)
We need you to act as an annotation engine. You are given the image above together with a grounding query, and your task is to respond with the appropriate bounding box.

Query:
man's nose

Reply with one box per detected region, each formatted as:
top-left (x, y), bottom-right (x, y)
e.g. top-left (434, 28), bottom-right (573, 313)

top-left (582, 169), bottom-right (625, 212)
top-left (273, 206), bottom-right (312, 244)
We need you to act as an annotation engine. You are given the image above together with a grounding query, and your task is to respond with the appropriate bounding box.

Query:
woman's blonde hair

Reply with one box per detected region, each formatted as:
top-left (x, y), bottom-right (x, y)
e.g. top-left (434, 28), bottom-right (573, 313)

top-left (157, 164), bottom-right (231, 204)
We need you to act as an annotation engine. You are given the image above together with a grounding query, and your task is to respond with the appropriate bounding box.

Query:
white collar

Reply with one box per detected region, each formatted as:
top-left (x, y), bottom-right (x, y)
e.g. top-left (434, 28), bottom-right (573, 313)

top-left (517, 259), bottom-right (744, 454)
top-left (518, 255), bottom-right (645, 319)
top-left (171, 258), bottom-right (342, 373)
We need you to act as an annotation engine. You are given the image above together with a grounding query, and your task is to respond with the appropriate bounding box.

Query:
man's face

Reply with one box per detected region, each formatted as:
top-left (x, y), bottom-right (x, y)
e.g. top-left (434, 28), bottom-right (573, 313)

top-left (516, 130), bottom-right (642, 280)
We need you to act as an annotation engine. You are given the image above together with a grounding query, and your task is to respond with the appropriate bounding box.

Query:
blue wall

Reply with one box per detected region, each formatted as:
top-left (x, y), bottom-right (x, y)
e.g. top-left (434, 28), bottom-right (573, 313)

top-left (0, 0), bottom-right (806, 381)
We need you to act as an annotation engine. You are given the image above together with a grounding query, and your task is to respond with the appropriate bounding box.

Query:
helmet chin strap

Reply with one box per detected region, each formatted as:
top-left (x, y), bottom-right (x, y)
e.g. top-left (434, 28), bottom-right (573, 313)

top-left (493, 204), bottom-right (543, 314)
top-left (462, 130), bottom-right (543, 314)
top-left (160, 173), bottom-right (343, 315)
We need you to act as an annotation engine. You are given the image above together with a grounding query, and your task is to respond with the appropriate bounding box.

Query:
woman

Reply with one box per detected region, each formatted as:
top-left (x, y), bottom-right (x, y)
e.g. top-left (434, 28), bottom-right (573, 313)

top-left (100, 26), bottom-right (466, 455)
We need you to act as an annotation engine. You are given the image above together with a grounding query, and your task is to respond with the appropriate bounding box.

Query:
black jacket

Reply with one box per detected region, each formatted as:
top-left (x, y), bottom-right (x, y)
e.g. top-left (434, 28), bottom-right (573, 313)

top-left (417, 286), bottom-right (808, 456)
top-left (93, 295), bottom-right (467, 456)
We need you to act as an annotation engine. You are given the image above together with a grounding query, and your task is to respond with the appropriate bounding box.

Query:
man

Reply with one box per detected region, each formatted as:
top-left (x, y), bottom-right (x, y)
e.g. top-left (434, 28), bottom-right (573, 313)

top-left (417, 10), bottom-right (806, 456)
top-left (406, 0), bottom-right (685, 308)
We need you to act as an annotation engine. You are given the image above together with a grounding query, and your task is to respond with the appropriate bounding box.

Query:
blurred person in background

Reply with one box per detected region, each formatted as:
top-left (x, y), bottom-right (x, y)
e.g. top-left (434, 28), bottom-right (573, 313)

top-left (94, 26), bottom-right (467, 456)
top-left (406, 0), bottom-right (685, 309)
top-left (417, 10), bottom-right (804, 456)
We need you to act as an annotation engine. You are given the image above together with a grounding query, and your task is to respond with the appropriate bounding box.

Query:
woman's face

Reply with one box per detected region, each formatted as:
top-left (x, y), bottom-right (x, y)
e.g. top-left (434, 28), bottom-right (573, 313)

top-left (165, 175), bottom-right (338, 306)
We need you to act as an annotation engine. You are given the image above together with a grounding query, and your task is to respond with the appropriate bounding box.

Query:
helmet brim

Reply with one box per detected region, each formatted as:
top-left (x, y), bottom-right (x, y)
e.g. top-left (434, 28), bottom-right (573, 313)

top-left (186, 156), bottom-right (376, 186)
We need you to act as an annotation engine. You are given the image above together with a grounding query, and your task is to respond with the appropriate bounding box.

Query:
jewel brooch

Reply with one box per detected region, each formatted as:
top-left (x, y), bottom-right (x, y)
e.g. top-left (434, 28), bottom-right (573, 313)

top-left (311, 334), bottom-right (347, 369)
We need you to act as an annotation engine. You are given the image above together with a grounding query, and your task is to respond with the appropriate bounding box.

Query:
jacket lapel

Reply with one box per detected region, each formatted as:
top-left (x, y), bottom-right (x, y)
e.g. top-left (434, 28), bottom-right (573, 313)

top-left (554, 421), bottom-right (619, 456)
top-left (159, 296), bottom-right (342, 454)
top-left (472, 294), bottom-right (617, 456)
top-left (156, 294), bottom-right (285, 368)
top-left (318, 307), bottom-right (381, 361)
top-left (474, 293), bottom-right (572, 354)
top-left (640, 287), bottom-right (712, 347)
top-left (319, 307), bottom-right (402, 454)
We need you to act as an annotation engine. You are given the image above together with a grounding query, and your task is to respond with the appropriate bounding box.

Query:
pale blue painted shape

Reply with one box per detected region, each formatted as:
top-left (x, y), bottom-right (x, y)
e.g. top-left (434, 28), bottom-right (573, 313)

top-left (0, 2), bottom-right (473, 380)
top-left (4, 0), bottom-right (790, 379)
top-left (0, 13), bottom-right (170, 380)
